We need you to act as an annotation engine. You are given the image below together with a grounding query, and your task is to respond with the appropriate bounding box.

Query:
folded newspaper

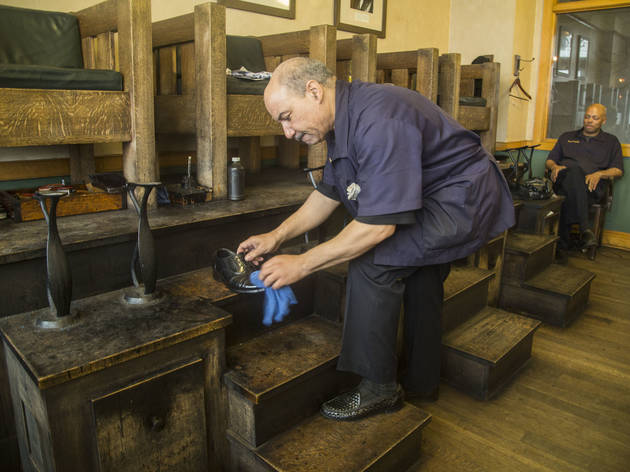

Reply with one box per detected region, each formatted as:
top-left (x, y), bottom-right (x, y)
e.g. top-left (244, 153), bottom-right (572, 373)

top-left (227, 66), bottom-right (272, 81)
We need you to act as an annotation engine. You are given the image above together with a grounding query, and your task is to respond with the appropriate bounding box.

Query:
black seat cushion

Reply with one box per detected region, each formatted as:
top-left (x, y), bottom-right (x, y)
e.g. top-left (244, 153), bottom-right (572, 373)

top-left (226, 75), bottom-right (269, 95)
top-left (0, 5), bottom-right (83, 68)
top-left (0, 64), bottom-right (123, 91)
top-left (459, 96), bottom-right (487, 107)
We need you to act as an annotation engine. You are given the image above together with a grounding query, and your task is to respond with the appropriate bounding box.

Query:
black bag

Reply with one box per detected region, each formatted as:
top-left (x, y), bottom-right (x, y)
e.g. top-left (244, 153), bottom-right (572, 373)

top-left (512, 177), bottom-right (553, 200)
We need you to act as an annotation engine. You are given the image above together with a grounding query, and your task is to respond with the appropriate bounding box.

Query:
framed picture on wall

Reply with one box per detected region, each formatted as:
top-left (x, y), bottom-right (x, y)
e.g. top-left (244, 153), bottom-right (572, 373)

top-left (576, 35), bottom-right (589, 79)
top-left (555, 26), bottom-right (573, 77)
top-left (334, 0), bottom-right (387, 38)
top-left (217, 0), bottom-right (295, 19)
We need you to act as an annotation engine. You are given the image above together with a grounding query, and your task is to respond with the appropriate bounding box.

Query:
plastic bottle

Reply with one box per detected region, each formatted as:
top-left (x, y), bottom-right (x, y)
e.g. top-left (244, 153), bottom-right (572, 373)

top-left (228, 157), bottom-right (245, 201)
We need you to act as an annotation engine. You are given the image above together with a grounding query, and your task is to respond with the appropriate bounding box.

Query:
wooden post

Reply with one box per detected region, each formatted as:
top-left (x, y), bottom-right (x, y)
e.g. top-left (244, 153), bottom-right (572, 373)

top-left (481, 62), bottom-right (500, 155)
top-left (417, 48), bottom-right (439, 103)
top-left (69, 144), bottom-right (95, 185)
top-left (351, 33), bottom-right (377, 83)
top-left (195, 3), bottom-right (227, 198)
top-left (239, 137), bottom-right (262, 173)
top-left (438, 53), bottom-right (461, 119)
top-left (307, 24), bottom-right (336, 178)
top-left (118, 0), bottom-right (157, 195)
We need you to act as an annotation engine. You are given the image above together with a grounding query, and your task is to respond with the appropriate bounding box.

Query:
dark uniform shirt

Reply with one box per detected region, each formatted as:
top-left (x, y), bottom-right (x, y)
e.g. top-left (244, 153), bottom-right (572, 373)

top-left (548, 128), bottom-right (624, 175)
top-left (317, 80), bottom-right (515, 267)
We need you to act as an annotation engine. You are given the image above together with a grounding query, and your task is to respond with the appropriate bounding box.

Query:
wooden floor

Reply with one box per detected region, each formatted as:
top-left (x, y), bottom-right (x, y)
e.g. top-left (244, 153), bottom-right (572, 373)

top-left (409, 246), bottom-right (630, 472)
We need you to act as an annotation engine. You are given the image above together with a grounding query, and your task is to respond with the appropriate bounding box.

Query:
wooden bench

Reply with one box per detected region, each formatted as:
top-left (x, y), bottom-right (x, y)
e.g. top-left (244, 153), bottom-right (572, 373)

top-left (0, 0), bottom-right (156, 187)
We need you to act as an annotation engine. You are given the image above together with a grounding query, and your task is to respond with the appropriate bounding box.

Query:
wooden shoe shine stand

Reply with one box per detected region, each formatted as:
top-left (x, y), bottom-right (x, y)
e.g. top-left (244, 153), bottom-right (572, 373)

top-left (502, 197), bottom-right (596, 327)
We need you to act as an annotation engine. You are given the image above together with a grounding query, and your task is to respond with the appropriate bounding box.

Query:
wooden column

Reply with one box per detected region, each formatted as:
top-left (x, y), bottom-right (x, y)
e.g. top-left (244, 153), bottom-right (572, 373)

top-left (69, 144), bottom-right (95, 185)
top-left (351, 33), bottom-right (377, 83)
top-left (118, 0), bottom-right (157, 196)
top-left (481, 62), bottom-right (500, 155)
top-left (307, 24), bottom-right (336, 178)
top-left (417, 48), bottom-right (439, 103)
top-left (196, 3), bottom-right (227, 198)
top-left (239, 137), bottom-right (262, 173)
top-left (438, 53), bottom-right (461, 119)
top-left (278, 138), bottom-right (301, 169)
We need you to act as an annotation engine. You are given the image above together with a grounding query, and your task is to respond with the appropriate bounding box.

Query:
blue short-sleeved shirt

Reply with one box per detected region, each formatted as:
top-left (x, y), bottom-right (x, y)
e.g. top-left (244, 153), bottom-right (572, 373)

top-left (548, 128), bottom-right (624, 175)
top-left (318, 80), bottom-right (515, 266)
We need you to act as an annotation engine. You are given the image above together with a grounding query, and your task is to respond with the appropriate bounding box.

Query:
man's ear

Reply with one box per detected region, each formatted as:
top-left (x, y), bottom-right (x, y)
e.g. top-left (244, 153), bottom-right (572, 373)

top-left (305, 79), bottom-right (323, 103)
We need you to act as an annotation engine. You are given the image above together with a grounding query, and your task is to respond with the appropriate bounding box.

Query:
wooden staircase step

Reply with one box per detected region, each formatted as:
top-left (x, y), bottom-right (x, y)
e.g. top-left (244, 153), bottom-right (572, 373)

top-left (228, 403), bottom-right (431, 472)
top-left (503, 231), bottom-right (558, 283)
top-left (443, 265), bottom-right (494, 332)
top-left (159, 266), bottom-right (316, 346)
top-left (499, 264), bottom-right (595, 327)
top-left (224, 315), bottom-right (355, 447)
top-left (442, 306), bottom-right (540, 400)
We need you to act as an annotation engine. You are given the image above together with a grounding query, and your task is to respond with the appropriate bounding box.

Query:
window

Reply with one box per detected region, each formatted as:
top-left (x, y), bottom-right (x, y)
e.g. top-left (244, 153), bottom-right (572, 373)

top-left (535, 1), bottom-right (630, 151)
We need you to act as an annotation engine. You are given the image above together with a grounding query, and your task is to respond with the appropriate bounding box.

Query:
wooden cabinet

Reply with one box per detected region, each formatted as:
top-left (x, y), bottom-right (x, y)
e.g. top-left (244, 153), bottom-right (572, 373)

top-left (0, 289), bottom-right (231, 472)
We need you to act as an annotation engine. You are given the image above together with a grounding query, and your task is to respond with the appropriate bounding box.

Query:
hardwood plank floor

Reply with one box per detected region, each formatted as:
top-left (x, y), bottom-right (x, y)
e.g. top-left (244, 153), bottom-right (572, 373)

top-left (410, 247), bottom-right (630, 472)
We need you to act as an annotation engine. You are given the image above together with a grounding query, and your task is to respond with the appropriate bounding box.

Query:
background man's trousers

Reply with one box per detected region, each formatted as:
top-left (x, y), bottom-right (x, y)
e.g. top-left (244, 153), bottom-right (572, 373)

top-left (336, 250), bottom-right (451, 396)
top-left (554, 165), bottom-right (605, 244)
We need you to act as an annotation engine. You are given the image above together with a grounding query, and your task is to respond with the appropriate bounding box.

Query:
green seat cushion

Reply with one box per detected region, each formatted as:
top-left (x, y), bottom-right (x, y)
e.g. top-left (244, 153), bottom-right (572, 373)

top-left (0, 5), bottom-right (83, 68)
top-left (0, 64), bottom-right (123, 91)
top-left (459, 96), bottom-right (487, 107)
top-left (226, 75), bottom-right (269, 95)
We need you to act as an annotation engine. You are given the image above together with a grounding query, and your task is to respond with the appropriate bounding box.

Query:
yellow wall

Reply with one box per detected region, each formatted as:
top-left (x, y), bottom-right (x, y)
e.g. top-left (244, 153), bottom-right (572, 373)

top-left (2, 0), bottom-right (451, 53)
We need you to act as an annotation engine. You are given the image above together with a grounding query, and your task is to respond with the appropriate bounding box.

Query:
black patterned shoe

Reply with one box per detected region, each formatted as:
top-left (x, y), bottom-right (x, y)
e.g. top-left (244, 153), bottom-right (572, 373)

top-left (320, 385), bottom-right (403, 421)
top-left (213, 248), bottom-right (264, 294)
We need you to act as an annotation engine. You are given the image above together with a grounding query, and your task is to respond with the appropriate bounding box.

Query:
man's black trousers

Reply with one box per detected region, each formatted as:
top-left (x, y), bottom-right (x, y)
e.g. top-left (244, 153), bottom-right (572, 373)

top-left (554, 165), bottom-right (604, 244)
top-left (336, 250), bottom-right (451, 396)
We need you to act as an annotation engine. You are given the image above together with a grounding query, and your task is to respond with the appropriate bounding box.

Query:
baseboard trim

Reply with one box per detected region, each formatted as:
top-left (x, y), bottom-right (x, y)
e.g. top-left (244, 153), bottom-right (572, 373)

top-left (602, 230), bottom-right (630, 250)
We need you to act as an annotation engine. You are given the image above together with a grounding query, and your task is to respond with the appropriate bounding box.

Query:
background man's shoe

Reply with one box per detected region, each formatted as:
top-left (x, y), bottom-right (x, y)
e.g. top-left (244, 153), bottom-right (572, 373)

top-left (581, 229), bottom-right (597, 249)
top-left (213, 248), bottom-right (264, 294)
top-left (320, 385), bottom-right (403, 421)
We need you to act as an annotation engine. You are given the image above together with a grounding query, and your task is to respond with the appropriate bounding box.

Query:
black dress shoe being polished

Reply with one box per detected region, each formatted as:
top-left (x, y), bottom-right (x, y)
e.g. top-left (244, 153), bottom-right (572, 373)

top-left (213, 248), bottom-right (264, 294)
top-left (320, 384), bottom-right (404, 421)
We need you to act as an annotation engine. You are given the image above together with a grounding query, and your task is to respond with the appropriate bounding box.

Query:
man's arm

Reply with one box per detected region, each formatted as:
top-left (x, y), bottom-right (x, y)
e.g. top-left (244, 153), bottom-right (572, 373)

top-left (238, 190), bottom-right (340, 260)
top-left (585, 167), bottom-right (623, 192)
top-left (546, 159), bottom-right (566, 183)
top-left (258, 219), bottom-right (395, 289)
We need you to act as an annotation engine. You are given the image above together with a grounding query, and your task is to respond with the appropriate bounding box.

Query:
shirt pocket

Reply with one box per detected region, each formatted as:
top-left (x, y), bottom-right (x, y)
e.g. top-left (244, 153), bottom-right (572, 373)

top-left (419, 182), bottom-right (478, 251)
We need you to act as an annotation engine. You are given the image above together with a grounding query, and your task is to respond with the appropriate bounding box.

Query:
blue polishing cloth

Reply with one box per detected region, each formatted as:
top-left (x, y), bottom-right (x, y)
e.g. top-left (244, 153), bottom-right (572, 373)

top-left (250, 270), bottom-right (297, 326)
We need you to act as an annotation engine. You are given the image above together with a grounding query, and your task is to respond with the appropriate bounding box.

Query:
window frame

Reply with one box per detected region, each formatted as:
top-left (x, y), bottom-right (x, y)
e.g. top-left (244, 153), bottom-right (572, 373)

top-left (534, 0), bottom-right (630, 154)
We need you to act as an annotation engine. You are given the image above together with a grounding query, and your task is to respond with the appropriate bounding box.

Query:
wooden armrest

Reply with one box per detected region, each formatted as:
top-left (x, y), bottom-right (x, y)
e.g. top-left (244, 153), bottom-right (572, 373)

top-left (74, 0), bottom-right (118, 38)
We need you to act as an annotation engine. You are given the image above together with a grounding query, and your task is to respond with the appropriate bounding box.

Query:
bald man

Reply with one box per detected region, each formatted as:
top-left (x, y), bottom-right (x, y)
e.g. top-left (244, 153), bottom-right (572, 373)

top-left (238, 57), bottom-right (515, 420)
top-left (546, 104), bottom-right (623, 256)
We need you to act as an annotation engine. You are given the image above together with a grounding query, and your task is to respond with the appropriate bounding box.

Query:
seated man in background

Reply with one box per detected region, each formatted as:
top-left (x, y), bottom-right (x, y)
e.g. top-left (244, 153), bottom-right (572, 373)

top-left (546, 103), bottom-right (623, 256)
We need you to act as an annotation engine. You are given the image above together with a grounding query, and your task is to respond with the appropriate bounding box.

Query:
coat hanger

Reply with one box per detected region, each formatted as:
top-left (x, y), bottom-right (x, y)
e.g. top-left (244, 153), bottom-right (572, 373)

top-left (509, 55), bottom-right (534, 101)
top-left (509, 76), bottom-right (532, 101)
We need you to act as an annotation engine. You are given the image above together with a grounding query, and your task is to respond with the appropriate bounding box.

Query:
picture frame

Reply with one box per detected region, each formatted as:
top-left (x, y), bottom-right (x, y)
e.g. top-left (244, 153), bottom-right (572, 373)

top-left (334, 0), bottom-right (387, 38)
top-left (217, 0), bottom-right (295, 19)
top-left (555, 26), bottom-right (573, 78)
top-left (576, 35), bottom-right (589, 79)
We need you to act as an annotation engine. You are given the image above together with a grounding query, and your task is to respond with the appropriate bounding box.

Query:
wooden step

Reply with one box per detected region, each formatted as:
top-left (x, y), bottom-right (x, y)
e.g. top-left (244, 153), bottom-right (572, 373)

top-left (442, 306), bottom-right (541, 400)
top-left (228, 403), bottom-right (431, 472)
top-left (499, 264), bottom-right (595, 327)
top-left (503, 231), bottom-right (558, 283)
top-left (443, 265), bottom-right (494, 333)
top-left (159, 266), bottom-right (315, 346)
top-left (224, 315), bottom-right (356, 447)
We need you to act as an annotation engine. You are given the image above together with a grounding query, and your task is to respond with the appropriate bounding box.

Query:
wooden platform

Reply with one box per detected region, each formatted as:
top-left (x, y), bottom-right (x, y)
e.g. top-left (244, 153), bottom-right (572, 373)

top-left (229, 403), bottom-right (431, 472)
top-left (408, 247), bottom-right (630, 471)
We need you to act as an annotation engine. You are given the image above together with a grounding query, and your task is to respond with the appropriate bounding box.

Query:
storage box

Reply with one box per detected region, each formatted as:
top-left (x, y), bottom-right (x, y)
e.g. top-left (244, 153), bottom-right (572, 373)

top-left (0, 186), bottom-right (126, 222)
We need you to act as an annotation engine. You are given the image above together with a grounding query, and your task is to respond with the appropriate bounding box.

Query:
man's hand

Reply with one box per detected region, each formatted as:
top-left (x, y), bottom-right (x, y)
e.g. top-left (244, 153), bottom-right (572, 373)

top-left (585, 171), bottom-right (603, 192)
top-left (258, 254), bottom-right (307, 290)
top-left (237, 232), bottom-right (281, 264)
top-left (549, 164), bottom-right (566, 183)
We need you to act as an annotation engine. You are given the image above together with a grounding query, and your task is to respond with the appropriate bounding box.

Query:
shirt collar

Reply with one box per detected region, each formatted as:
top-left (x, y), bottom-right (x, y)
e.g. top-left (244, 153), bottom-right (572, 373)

top-left (578, 127), bottom-right (605, 142)
top-left (325, 80), bottom-right (351, 160)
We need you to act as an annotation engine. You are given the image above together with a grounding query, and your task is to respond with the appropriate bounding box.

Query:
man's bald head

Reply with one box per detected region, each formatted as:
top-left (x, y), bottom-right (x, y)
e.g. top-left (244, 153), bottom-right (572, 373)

top-left (583, 103), bottom-right (607, 136)
top-left (267, 57), bottom-right (334, 98)
top-left (587, 103), bottom-right (606, 119)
